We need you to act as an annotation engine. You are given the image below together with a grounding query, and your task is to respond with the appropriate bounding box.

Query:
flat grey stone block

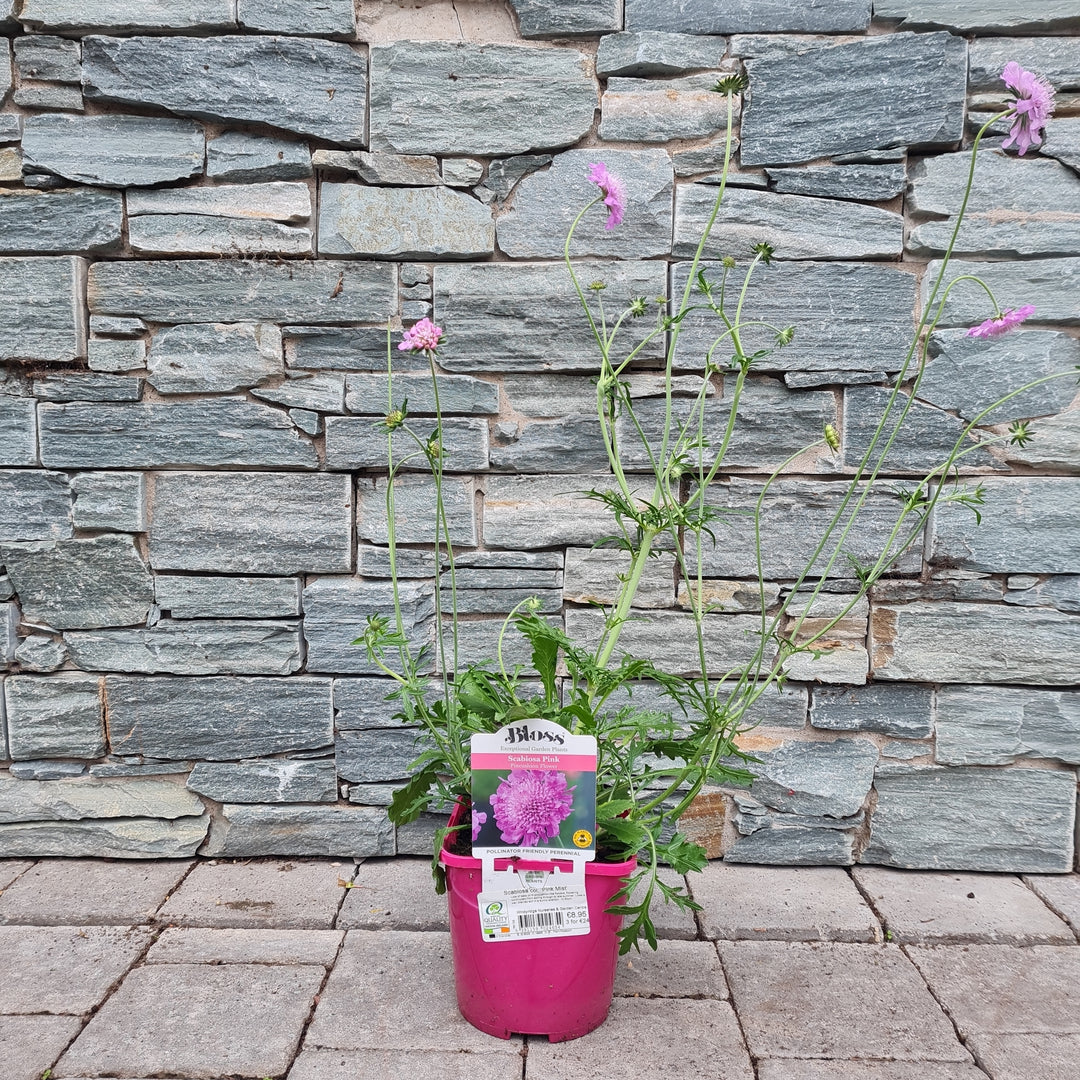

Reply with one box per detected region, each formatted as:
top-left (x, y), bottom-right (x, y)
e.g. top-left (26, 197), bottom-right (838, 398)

top-left (71, 471), bottom-right (145, 533)
top-left (931, 478), bottom-right (1080, 577)
top-left (811, 684), bottom-right (933, 739)
top-left (600, 74), bottom-right (733, 143)
top-left (1024, 874), bottom-right (1080, 935)
top-left (740, 32), bottom-right (965, 167)
top-left (3, 673), bottom-right (105, 759)
top-left (596, 31), bottom-right (728, 77)
top-left (853, 867), bottom-right (1074, 944)
top-left (155, 575), bottom-right (301, 620)
top-left (0, 815), bottom-right (209, 859)
top-left (337, 857), bottom-right (448, 931)
top-left (0, 255), bottom-right (86, 364)
top-left (19, 0), bottom-right (234, 32)
top-left (0, 187), bottom-right (123, 255)
top-left (0, 1013), bottom-right (84, 1080)
top-left (1, 534), bottom-right (153, 630)
top-left (434, 260), bottom-right (665, 373)
top-left (0, 924), bottom-right (152, 1013)
top-left (357, 474), bottom-right (477, 547)
top-left (90, 258), bottom-right (395, 324)
top-left (146, 321), bottom-right (284, 395)
top-left (626, 0), bottom-right (869, 32)
top-left (303, 578), bottom-right (434, 676)
top-left (319, 183), bottom-right (494, 259)
top-left (721, 940), bottom-right (969, 1060)
top-left (0, 858), bottom-right (190, 926)
top-left (147, 925), bottom-right (344, 965)
top-left (128, 213), bottom-right (313, 256)
top-left (865, 765), bottom-right (1077, 873)
top-left (64, 620), bottom-right (303, 676)
top-left (874, 0), bottom-right (1080, 32)
top-left (84, 33), bottom-right (366, 145)
top-left (106, 675), bottom-right (332, 760)
top-left (369, 42), bottom-right (595, 156)
top-left (187, 759), bottom-right (337, 804)
top-left (692, 863), bottom-right (879, 942)
top-left (872, 603), bottom-right (1080, 687)
top-left (526, 997), bottom-right (754, 1078)
top-left (497, 147), bottom-right (673, 259)
top-left (613, 939), bottom-right (728, 998)
top-left (237, 0), bottom-right (356, 36)
top-left (908, 944), bottom-right (1080, 1036)
top-left (157, 859), bottom-right (349, 929)
top-left (149, 471), bottom-right (351, 574)
top-left (21, 113), bottom-right (204, 187)
top-left (202, 804), bottom-right (394, 859)
top-left (908, 150), bottom-right (1080, 258)
top-left (57, 961), bottom-right (323, 1077)
top-left (934, 685), bottom-right (1080, 768)
top-left (291, 1049), bottom-right (523, 1080)
top-left (674, 185), bottom-right (903, 259)
top-left (39, 400), bottom-right (317, 470)
top-left (306, 930), bottom-right (521, 1052)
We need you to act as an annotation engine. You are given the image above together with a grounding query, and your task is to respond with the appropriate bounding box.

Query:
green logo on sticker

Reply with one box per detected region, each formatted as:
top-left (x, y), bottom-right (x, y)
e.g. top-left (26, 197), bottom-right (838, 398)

top-left (485, 902), bottom-right (504, 915)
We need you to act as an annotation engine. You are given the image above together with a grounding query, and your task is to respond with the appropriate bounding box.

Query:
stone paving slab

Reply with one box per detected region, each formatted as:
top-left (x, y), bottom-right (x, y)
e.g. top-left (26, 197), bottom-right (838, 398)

top-left (0, 858), bottom-right (33, 890)
top-left (965, 1032), bottom-right (1080, 1080)
top-left (852, 867), bottom-right (1074, 944)
top-left (757, 1063), bottom-right (988, 1080)
top-left (156, 857), bottom-right (349, 928)
top-left (146, 926), bottom-right (344, 965)
top-left (524, 998), bottom-right (754, 1079)
top-left (720, 941), bottom-right (970, 1061)
top-left (1024, 874), bottom-right (1080, 935)
top-left (304, 929), bottom-right (521, 1054)
top-left (907, 945), bottom-right (1080, 1037)
top-left (0, 924), bottom-right (152, 1014)
top-left (0, 857), bottom-right (192, 925)
top-left (2, 1012), bottom-right (83, 1080)
top-left (337, 856), bottom-right (448, 930)
top-left (613, 938), bottom-right (727, 998)
top-left (692, 863), bottom-right (881, 942)
top-left (57, 962), bottom-right (325, 1078)
top-left (289, 1048), bottom-right (525, 1079)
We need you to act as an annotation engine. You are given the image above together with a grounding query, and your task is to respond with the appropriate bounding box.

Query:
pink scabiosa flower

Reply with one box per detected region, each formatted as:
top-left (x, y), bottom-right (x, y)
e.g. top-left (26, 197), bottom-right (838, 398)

top-left (489, 769), bottom-right (575, 847)
top-left (1001, 62), bottom-right (1055, 156)
top-left (471, 807), bottom-right (488, 843)
top-left (587, 162), bottom-right (626, 230)
top-left (398, 317), bottom-right (444, 353)
top-left (966, 304), bottom-right (1036, 339)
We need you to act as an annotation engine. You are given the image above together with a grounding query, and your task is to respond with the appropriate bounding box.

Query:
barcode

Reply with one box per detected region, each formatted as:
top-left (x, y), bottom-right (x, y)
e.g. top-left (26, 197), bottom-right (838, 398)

top-left (516, 910), bottom-right (564, 931)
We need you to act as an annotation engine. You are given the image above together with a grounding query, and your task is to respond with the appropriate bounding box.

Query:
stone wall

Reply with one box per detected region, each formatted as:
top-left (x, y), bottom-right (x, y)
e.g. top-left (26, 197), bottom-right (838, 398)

top-left (0, 0), bottom-right (1078, 870)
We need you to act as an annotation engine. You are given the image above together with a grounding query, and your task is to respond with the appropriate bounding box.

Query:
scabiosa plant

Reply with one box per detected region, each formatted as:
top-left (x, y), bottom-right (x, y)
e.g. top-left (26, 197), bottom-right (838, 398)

top-left (489, 770), bottom-right (576, 848)
top-left (398, 317), bottom-right (444, 353)
top-left (967, 304), bottom-right (1036, 339)
top-left (587, 162), bottom-right (626, 230)
top-left (1001, 61), bottom-right (1055, 156)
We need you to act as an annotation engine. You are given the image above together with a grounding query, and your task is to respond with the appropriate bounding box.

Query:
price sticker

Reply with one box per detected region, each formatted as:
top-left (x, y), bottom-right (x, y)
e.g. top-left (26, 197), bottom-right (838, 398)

top-left (477, 860), bottom-right (590, 942)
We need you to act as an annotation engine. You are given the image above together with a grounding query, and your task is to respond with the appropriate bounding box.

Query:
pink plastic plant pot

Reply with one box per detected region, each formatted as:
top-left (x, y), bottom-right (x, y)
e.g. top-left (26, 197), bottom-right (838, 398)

top-left (440, 804), bottom-right (636, 1042)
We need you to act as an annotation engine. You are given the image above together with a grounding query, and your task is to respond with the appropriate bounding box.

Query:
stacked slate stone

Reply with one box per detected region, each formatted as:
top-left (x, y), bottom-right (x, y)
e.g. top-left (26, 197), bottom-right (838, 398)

top-left (0, 0), bottom-right (1077, 870)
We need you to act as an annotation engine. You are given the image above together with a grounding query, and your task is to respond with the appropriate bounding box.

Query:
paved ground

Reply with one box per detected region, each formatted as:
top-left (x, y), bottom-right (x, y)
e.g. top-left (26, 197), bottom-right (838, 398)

top-left (1, 857), bottom-right (1078, 1080)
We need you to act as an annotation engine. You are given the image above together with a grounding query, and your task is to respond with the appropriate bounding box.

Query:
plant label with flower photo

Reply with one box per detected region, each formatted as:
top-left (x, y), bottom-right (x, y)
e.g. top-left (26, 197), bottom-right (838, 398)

top-left (470, 719), bottom-right (598, 862)
top-left (477, 859), bottom-right (591, 942)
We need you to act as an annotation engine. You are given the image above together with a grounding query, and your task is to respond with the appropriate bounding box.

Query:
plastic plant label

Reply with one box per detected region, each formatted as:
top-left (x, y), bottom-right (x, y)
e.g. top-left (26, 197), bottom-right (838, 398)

top-left (470, 719), bottom-right (598, 862)
top-left (477, 857), bottom-right (590, 942)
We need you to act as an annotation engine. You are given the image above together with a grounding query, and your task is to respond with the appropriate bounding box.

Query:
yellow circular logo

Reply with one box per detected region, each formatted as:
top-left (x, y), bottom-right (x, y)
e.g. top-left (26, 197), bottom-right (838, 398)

top-left (573, 829), bottom-right (593, 848)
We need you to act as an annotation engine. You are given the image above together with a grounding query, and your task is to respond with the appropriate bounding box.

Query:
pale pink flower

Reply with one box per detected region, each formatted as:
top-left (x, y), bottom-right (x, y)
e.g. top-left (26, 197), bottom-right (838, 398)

top-left (1001, 62), bottom-right (1055, 156)
top-left (398, 318), bottom-right (444, 353)
top-left (489, 769), bottom-right (575, 847)
top-left (966, 304), bottom-right (1036, 339)
top-left (587, 162), bottom-right (626, 230)
top-left (471, 807), bottom-right (488, 843)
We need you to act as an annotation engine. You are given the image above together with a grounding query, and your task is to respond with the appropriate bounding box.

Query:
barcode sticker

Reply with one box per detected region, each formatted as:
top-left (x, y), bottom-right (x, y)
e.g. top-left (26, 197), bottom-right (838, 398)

top-left (477, 864), bottom-right (590, 943)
